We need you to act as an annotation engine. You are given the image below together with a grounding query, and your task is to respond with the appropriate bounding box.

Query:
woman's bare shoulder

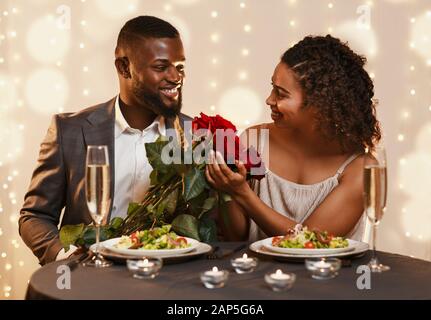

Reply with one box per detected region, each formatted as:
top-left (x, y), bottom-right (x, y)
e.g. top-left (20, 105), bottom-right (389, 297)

top-left (339, 153), bottom-right (365, 185)
top-left (242, 123), bottom-right (273, 134)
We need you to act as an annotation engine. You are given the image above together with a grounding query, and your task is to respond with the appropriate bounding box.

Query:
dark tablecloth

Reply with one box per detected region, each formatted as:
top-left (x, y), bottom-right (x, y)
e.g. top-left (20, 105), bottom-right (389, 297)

top-left (26, 242), bottom-right (431, 300)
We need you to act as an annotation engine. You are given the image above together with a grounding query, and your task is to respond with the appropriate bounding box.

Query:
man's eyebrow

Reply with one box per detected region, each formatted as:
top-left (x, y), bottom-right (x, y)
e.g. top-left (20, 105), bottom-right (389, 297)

top-left (153, 59), bottom-right (186, 64)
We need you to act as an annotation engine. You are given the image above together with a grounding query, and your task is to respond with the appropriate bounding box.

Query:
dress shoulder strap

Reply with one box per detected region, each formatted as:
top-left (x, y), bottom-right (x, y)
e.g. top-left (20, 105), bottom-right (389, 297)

top-left (257, 123), bottom-right (268, 155)
top-left (335, 153), bottom-right (361, 177)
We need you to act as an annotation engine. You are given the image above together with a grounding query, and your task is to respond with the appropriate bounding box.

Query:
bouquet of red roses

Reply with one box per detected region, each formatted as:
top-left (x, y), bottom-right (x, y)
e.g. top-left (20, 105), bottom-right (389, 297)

top-left (60, 113), bottom-right (265, 249)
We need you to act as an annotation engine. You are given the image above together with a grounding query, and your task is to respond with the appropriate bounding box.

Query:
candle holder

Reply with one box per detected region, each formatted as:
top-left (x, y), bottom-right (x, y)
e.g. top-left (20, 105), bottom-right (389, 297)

top-left (305, 258), bottom-right (341, 280)
top-left (264, 269), bottom-right (296, 292)
top-left (231, 253), bottom-right (258, 274)
top-left (127, 257), bottom-right (163, 279)
top-left (200, 267), bottom-right (229, 289)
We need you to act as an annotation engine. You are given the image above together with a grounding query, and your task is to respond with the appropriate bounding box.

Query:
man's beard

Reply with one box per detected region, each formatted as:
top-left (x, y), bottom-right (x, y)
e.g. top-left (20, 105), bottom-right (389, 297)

top-left (132, 81), bottom-right (182, 119)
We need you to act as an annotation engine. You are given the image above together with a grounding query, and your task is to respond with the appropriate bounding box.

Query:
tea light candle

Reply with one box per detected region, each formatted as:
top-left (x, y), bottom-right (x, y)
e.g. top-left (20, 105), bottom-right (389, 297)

top-left (231, 253), bottom-right (258, 274)
top-left (305, 258), bottom-right (341, 280)
top-left (137, 258), bottom-right (154, 268)
top-left (127, 257), bottom-right (162, 279)
top-left (314, 260), bottom-right (331, 269)
top-left (238, 253), bottom-right (252, 263)
top-left (264, 269), bottom-right (296, 291)
top-left (206, 266), bottom-right (224, 278)
top-left (271, 269), bottom-right (291, 280)
top-left (200, 266), bottom-right (229, 289)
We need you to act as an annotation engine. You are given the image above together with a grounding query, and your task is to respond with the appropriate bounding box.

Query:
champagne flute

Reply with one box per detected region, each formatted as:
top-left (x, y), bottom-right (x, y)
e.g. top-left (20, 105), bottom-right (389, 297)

top-left (363, 146), bottom-right (390, 272)
top-left (83, 145), bottom-right (112, 268)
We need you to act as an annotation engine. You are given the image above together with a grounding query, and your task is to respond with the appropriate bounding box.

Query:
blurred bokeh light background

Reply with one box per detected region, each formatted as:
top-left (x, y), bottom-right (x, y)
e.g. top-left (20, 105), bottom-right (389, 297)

top-left (0, 0), bottom-right (430, 299)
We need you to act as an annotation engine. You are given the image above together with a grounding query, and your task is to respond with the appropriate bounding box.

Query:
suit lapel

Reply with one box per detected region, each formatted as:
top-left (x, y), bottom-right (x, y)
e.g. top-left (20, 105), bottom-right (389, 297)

top-left (80, 101), bottom-right (191, 223)
top-left (82, 98), bottom-right (116, 219)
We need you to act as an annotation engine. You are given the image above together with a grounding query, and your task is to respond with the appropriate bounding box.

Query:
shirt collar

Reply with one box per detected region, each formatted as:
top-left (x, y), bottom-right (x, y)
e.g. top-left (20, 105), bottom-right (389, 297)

top-left (114, 95), bottom-right (166, 138)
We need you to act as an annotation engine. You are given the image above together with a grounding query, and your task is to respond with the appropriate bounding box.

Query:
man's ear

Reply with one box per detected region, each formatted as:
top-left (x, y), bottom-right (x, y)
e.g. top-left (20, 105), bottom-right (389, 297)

top-left (115, 57), bottom-right (131, 79)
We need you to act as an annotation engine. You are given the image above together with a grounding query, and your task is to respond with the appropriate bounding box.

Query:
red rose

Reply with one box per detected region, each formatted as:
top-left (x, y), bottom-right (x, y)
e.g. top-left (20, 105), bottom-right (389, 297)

top-left (213, 114), bottom-right (237, 132)
top-left (193, 113), bottom-right (265, 180)
top-left (214, 133), bottom-right (239, 164)
top-left (192, 113), bottom-right (213, 132)
top-left (239, 146), bottom-right (266, 180)
top-left (192, 113), bottom-right (237, 134)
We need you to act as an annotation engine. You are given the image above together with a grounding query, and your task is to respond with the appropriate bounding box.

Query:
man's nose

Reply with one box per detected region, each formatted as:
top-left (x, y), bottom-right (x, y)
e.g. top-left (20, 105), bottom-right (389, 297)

top-left (166, 66), bottom-right (182, 83)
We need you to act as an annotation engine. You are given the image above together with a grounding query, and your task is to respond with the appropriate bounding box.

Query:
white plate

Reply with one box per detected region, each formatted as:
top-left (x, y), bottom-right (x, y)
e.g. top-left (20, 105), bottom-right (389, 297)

top-left (91, 242), bottom-right (212, 264)
top-left (100, 237), bottom-right (200, 257)
top-left (251, 238), bottom-right (368, 261)
top-left (262, 237), bottom-right (356, 255)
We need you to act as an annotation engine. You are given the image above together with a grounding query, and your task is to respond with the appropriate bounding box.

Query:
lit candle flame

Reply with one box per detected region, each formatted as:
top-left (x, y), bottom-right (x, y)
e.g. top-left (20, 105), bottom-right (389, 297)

top-left (212, 266), bottom-right (218, 272)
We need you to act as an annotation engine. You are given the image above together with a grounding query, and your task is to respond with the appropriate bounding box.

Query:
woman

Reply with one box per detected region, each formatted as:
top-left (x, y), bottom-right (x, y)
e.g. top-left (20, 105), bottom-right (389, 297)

top-left (205, 35), bottom-right (381, 241)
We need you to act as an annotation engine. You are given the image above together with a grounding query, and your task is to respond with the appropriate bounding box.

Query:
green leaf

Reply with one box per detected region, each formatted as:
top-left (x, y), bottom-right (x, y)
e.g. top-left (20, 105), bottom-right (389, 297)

top-left (183, 167), bottom-right (208, 201)
top-left (171, 214), bottom-right (200, 240)
top-left (173, 163), bottom-right (190, 176)
top-left (199, 196), bottom-right (217, 218)
top-left (158, 166), bottom-right (177, 185)
top-left (188, 191), bottom-right (209, 216)
top-left (198, 216), bottom-right (217, 243)
top-left (163, 188), bottom-right (179, 215)
top-left (59, 224), bottom-right (85, 252)
top-left (127, 202), bottom-right (142, 216)
top-left (82, 226), bottom-right (110, 246)
top-left (156, 200), bottom-right (167, 217)
top-left (110, 217), bottom-right (123, 230)
top-left (149, 166), bottom-right (177, 186)
top-left (149, 169), bottom-right (159, 185)
top-left (82, 227), bottom-right (96, 246)
top-left (145, 139), bottom-right (170, 171)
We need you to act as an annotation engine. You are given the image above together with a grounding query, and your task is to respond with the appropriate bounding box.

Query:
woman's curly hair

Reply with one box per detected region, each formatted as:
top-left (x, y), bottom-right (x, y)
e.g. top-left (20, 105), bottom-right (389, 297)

top-left (281, 35), bottom-right (381, 152)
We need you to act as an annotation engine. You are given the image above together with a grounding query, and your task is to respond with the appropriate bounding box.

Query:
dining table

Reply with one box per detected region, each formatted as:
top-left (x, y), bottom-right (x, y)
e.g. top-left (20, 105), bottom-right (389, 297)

top-left (25, 242), bottom-right (431, 300)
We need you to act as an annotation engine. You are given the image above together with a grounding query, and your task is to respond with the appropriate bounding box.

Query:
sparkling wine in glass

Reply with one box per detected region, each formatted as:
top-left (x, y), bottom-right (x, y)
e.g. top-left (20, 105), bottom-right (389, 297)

top-left (83, 145), bottom-right (112, 268)
top-left (363, 146), bottom-right (390, 272)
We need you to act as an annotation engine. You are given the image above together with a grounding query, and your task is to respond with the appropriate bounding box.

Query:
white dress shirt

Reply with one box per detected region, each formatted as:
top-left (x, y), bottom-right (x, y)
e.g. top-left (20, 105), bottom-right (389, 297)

top-left (111, 95), bottom-right (166, 219)
top-left (56, 95), bottom-right (165, 260)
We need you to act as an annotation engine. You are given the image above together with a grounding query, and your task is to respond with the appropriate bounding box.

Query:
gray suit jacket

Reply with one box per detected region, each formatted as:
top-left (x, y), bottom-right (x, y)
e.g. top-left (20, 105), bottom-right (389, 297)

top-left (19, 97), bottom-right (192, 265)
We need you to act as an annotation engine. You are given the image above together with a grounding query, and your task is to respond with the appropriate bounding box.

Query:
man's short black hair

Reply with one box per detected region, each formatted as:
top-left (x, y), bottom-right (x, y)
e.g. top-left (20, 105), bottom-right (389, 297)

top-left (116, 16), bottom-right (180, 54)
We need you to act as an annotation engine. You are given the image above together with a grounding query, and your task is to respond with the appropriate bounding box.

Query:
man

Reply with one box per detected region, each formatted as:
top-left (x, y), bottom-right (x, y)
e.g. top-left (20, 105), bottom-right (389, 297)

top-left (19, 16), bottom-right (190, 265)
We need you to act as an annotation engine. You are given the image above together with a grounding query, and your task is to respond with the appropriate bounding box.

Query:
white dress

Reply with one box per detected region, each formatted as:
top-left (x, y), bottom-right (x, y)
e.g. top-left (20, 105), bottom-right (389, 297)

top-left (248, 130), bottom-right (368, 242)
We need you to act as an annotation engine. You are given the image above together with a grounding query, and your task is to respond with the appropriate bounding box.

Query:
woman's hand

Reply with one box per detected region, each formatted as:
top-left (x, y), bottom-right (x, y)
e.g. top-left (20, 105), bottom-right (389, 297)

top-left (205, 150), bottom-right (249, 196)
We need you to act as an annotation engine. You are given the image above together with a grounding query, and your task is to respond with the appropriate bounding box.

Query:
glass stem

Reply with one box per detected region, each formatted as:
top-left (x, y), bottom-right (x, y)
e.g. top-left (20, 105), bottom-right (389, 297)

top-left (372, 223), bottom-right (377, 264)
top-left (96, 224), bottom-right (101, 259)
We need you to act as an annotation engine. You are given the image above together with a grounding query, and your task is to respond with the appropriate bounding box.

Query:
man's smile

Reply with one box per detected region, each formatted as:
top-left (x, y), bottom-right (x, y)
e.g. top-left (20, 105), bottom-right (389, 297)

top-left (160, 85), bottom-right (181, 99)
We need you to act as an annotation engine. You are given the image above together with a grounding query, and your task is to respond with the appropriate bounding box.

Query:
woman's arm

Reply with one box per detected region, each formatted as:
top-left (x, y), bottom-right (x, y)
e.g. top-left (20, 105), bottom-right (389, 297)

top-left (217, 199), bottom-right (250, 241)
top-left (302, 156), bottom-right (364, 236)
top-left (206, 151), bottom-right (297, 237)
top-left (207, 151), bottom-right (364, 237)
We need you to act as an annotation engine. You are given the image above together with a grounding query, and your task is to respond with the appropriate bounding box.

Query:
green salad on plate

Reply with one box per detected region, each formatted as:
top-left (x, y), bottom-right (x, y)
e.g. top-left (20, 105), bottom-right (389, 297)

top-left (272, 225), bottom-right (348, 249)
top-left (115, 225), bottom-right (191, 250)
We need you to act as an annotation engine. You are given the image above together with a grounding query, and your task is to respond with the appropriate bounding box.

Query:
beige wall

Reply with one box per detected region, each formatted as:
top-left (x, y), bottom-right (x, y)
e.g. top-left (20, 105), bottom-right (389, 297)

top-left (0, 0), bottom-right (430, 299)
